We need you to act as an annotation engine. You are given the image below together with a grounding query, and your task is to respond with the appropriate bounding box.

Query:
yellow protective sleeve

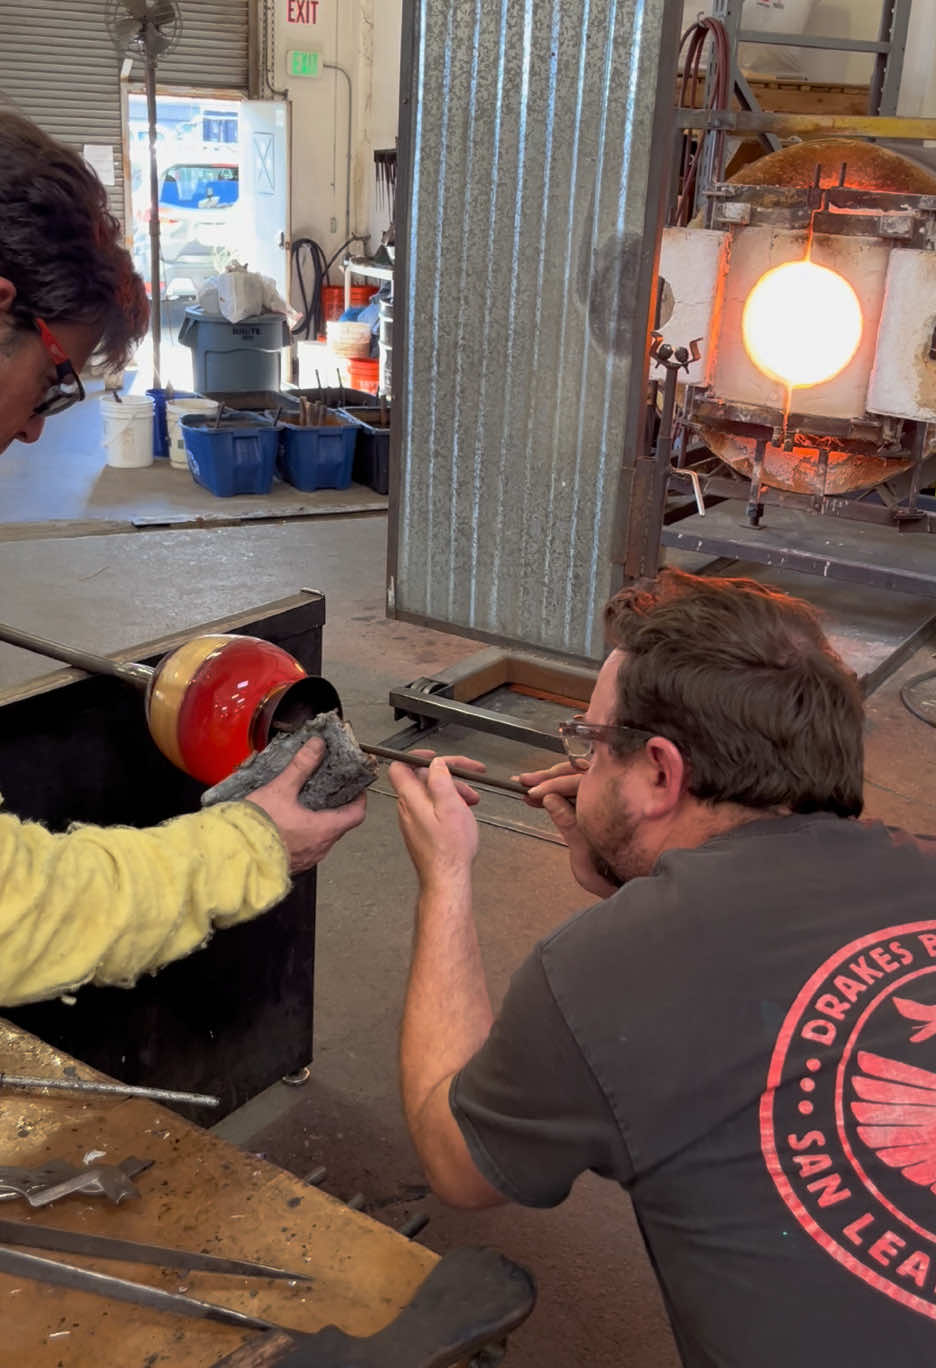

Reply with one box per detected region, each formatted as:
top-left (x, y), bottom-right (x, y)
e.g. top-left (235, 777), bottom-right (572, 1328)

top-left (0, 801), bottom-right (291, 1007)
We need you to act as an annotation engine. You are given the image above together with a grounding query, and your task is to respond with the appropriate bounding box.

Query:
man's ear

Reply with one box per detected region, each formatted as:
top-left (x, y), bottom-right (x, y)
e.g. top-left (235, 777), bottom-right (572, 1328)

top-left (643, 736), bottom-right (687, 817)
top-left (0, 278), bottom-right (17, 317)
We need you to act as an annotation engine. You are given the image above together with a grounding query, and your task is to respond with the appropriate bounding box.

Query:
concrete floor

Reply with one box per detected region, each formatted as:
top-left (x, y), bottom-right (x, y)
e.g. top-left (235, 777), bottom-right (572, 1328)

top-left (3, 509), bottom-right (936, 1366)
top-left (0, 384), bottom-right (386, 540)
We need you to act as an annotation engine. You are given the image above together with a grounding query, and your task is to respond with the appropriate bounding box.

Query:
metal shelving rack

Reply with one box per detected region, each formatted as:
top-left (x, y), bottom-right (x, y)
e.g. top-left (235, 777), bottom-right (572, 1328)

top-left (692, 0), bottom-right (913, 214)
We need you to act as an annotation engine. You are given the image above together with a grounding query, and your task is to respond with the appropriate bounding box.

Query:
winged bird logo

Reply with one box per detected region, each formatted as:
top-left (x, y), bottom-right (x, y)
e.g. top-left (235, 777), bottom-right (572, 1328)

top-left (851, 1049), bottom-right (936, 1191)
top-left (893, 996), bottom-right (936, 1043)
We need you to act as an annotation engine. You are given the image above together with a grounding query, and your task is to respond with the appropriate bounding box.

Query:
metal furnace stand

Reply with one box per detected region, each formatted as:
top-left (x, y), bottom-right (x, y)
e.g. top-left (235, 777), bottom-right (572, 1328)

top-left (662, 506), bottom-right (936, 693)
top-left (384, 562), bottom-right (936, 762)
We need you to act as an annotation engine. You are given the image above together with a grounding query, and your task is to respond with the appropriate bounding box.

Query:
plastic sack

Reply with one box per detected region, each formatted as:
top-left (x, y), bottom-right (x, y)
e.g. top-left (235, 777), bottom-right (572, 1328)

top-left (196, 277), bottom-right (221, 315)
top-left (217, 266), bottom-right (265, 322)
top-left (198, 266), bottom-right (291, 323)
top-left (261, 274), bottom-right (290, 317)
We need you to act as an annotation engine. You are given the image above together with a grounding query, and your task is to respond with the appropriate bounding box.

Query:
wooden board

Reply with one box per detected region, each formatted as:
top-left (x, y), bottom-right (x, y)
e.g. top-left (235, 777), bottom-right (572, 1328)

top-left (678, 74), bottom-right (870, 116)
top-left (0, 1022), bottom-right (438, 1366)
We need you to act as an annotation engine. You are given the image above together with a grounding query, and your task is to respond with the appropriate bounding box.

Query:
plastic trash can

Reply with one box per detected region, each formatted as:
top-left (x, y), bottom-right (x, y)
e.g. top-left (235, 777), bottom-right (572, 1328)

top-left (179, 308), bottom-right (291, 394)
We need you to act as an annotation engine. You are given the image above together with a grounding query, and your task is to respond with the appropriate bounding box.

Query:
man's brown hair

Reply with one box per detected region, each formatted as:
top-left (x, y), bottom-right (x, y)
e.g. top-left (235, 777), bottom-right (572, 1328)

top-left (604, 570), bottom-right (864, 818)
top-left (0, 109), bottom-right (148, 369)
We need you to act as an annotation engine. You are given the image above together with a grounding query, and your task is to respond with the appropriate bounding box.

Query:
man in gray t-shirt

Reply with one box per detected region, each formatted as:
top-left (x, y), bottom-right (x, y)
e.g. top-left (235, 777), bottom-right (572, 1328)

top-left (388, 570), bottom-right (936, 1366)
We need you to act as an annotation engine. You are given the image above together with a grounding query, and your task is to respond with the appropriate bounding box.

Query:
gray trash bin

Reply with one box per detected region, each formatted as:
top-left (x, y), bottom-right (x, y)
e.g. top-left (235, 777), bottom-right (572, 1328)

top-left (179, 307), bottom-right (291, 394)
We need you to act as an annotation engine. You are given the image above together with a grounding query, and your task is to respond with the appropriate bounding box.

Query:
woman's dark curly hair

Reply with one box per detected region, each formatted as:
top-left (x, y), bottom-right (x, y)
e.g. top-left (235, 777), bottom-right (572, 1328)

top-left (0, 109), bottom-right (148, 369)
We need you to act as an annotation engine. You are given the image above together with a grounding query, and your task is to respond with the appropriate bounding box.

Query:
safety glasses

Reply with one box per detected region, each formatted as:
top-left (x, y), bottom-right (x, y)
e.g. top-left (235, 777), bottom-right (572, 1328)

top-left (32, 318), bottom-right (85, 418)
top-left (558, 716), bottom-right (655, 770)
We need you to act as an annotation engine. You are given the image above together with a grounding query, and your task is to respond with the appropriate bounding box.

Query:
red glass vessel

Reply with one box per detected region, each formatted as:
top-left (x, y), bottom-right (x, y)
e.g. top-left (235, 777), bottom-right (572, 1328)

top-left (147, 634), bottom-right (308, 785)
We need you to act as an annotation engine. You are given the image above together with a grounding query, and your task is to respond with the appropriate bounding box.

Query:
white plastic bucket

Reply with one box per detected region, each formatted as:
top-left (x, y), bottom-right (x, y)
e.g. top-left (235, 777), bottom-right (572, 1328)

top-left (102, 395), bottom-right (154, 468)
top-left (166, 397), bottom-right (221, 469)
top-left (326, 320), bottom-right (372, 358)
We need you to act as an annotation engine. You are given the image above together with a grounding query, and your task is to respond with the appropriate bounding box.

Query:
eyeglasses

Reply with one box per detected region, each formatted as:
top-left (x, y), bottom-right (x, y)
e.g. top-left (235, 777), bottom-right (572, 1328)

top-left (31, 318), bottom-right (85, 418)
top-left (558, 716), bottom-right (655, 770)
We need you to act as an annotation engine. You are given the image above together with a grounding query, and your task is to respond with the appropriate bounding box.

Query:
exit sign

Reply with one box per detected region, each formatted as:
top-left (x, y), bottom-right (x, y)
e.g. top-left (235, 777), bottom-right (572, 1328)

top-left (287, 49), bottom-right (322, 78)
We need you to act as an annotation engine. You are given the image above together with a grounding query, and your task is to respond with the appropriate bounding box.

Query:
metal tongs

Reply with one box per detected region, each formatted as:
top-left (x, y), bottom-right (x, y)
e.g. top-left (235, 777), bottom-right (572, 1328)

top-left (0, 1215), bottom-right (314, 1333)
top-left (0, 1229), bottom-right (535, 1364)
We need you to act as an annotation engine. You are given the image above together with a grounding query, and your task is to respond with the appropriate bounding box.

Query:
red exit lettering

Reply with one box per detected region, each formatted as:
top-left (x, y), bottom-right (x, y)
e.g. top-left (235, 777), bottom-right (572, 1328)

top-left (287, 0), bottom-right (318, 22)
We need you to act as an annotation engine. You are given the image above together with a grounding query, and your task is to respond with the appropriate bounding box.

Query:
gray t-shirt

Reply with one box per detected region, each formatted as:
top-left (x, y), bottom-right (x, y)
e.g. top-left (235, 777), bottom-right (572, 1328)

top-left (452, 814), bottom-right (936, 1366)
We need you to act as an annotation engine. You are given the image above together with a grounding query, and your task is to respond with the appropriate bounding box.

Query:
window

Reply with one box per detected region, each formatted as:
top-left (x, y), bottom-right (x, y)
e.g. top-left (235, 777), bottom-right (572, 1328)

top-left (160, 165), bottom-right (240, 209)
top-left (203, 112), bottom-right (238, 144)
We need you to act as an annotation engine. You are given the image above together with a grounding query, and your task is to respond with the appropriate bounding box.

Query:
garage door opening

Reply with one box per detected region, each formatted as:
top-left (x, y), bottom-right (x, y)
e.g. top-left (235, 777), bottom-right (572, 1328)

top-left (128, 92), bottom-right (243, 390)
top-left (126, 91), bottom-right (288, 392)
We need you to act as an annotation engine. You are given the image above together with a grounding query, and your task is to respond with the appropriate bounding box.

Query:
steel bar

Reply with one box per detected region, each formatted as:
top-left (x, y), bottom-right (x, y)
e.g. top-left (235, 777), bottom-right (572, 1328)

top-left (0, 624), bottom-right (154, 688)
top-left (661, 510), bottom-right (936, 599)
top-left (745, 438), bottom-right (767, 528)
top-left (369, 783), bottom-right (566, 847)
top-left (871, 0), bottom-right (911, 117)
top-left (698, 477), bottom-right (936, 529)
top-left (0, 1245), bottom-right (279, 1333)
top-left (0, 1072), bottom-right (219, 1108)
top-left (733, 68), bottom-right (782, 154)
top-left (737, 30), bottom-right (889, 52)
top-left (0, 1218), bottom-right (313, 1282)
top-left (388, 689), bottom-right (566, 756)
top-left (145, 52), bottom-right (161, 388)
top-left (360, 745), bottom-right (528, 795)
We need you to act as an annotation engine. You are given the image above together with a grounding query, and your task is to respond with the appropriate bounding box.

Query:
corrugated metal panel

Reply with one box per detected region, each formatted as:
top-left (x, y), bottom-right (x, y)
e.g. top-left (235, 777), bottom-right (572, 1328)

top-left (0, 2), bottom-right (249, 229)
top-left (157, 1), bottom-right (248, 90)
top-left (0, 5), bottom-right (125, 220)
top-left (389, 0), bottom-right (680, 661)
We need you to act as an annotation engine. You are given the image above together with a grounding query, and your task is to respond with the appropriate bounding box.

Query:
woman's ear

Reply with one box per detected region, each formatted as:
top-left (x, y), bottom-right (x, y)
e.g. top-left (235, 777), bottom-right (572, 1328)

top-left (0, 278), bottom-right (17, 315)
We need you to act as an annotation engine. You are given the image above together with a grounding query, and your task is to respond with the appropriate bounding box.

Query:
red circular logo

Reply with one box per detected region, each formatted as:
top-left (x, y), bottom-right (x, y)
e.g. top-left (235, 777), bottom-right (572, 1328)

top-left (761, 920), bottom-right (936, 1320)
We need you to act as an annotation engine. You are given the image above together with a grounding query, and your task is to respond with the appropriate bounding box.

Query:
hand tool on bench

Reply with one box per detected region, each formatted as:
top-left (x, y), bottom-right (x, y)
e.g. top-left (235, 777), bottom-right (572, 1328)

top-left (0, 1155), bottom-right (152, 1207)
top-left (0, 1216), bottom-right (314, 1280)
top-left (0, 1237), bottom-right (534, 1365)
top-left (0, 1070), bottom-right (219, 1108)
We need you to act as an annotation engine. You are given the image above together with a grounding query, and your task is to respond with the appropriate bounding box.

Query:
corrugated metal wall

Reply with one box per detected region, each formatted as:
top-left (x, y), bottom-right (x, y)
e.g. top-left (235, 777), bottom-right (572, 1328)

top-left (389, 0), bottom-right (680, 661)
top-left (0, 1), bottom-right (249, 226)
top-left (156, 2), bottom-right (249, 90)
top-left (0, 5), bottom-right (125, 220)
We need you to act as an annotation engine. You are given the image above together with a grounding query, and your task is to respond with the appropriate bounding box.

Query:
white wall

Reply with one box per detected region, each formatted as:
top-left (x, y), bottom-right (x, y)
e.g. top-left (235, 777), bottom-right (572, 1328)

top-left (273, 0), bottom-right (402, 310)
top-left (366, 0), bottom-right (403, 244)
top-left (898, 0), bottom-right (936, 114)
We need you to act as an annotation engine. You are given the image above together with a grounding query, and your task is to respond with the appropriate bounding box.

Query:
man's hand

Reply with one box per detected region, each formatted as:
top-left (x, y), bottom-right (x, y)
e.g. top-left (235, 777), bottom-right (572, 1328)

top-left (515, 759), bottom-right (583, 809)
top-left (245, 737), bottom-right (366, 873)
top-left (515, 760), bottom-right (620, 899)
top-left (389, 753), bottom-right (486, 890)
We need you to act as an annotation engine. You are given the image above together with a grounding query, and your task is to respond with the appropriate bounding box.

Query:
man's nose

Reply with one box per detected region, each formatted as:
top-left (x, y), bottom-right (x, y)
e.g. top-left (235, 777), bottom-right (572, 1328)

top-left (17, 415), bottom-right (45, 444)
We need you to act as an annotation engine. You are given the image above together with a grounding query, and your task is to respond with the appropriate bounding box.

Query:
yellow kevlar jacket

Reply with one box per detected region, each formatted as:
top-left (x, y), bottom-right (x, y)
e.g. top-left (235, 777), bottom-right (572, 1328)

top-left (0, 801), bottom-right (290, 1007)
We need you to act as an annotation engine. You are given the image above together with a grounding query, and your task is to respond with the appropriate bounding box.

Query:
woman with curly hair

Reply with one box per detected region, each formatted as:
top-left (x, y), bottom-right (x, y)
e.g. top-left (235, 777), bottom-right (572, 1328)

top-left (0, 111), bottom-right (366, 1005)
top-left (0, 110), bottom-right (150, 451)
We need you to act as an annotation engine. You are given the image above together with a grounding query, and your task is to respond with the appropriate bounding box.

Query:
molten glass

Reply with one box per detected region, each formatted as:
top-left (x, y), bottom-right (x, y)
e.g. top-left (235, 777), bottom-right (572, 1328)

top-left (742, 260), bottom-right (863, 389)
top-left (147, 635), bottom-right (307, 785)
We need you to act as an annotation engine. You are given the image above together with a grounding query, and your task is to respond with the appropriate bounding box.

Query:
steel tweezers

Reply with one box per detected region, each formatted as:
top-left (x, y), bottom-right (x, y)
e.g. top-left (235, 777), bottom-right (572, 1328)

top-left (0, 1216), bottom-right (313, 1332)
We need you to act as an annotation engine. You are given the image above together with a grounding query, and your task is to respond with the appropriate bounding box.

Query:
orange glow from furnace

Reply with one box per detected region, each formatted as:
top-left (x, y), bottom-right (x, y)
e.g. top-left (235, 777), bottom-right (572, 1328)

top-left (742, 260), bottom-right (863, 389)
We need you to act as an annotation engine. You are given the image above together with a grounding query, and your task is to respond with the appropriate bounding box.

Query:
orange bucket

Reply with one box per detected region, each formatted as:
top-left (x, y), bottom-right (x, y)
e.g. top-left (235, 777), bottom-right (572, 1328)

top-left (347, 357), bottom-right (380, 395)
top-left (322, 284), bottom-right (379, 323)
